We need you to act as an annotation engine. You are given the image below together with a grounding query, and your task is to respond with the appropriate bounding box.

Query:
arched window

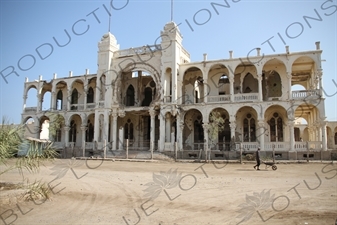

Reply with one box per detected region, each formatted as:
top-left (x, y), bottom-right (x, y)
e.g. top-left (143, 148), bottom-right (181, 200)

top-left (71, 89), bottom-right (78, 104)
top-left (87, 87), bottom-right (94, 103)
top-left (69, 120), bottom-right (77, 142)
top-left (126, 85), bottom-right (135, 106)
top-left (269, 113), bottom-right (283, 142)
top-left (86, 120), bottom-right (94, 142)
top-left (334, 132), bottom-right (337, 145)
top-left (243, 114), bottom-right (256, 142)
top-left (194, 118), bottom-right (204, 143)
top-left (56, 90), bottom-right (63, 110)
top-left (243, 73), bottom-right (257, 93)
top-left (218, 74), bottom-right (229, 95)
top-left (55, 128), bottom-right (62, 142)
top-left (71, 89), bottom-right (78, 110)
top-left (142, 87), bottom-right (153, 106)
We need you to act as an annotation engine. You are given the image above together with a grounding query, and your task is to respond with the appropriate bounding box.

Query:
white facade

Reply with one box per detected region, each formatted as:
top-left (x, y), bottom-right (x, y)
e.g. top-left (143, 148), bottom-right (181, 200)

top-left (21, 22), bottom-right (337, 156)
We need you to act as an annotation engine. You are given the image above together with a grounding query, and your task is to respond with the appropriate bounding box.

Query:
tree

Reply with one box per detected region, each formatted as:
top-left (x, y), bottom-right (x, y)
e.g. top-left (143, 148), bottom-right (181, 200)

top-left (208, 111), bottom-right (225, 146)
top-left (0, 116), bottom-right (58, 200)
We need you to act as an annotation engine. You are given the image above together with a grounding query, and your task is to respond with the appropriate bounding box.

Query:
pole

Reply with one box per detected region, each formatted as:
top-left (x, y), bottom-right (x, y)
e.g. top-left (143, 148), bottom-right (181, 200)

top-left (306, 141), bottom-right (309, 162)
top-left (272, 144), bottom-right (275, 163)
top-left (175, 142), bottom-right (177, 161)
top-left (104, 139), bottom-right (106, 159)
top-left (240, 143), bottom-right (242, 164)
top-left (151, 140), bottom-right (153, 160)
top-left (126, 139), bottom-right (129, 159)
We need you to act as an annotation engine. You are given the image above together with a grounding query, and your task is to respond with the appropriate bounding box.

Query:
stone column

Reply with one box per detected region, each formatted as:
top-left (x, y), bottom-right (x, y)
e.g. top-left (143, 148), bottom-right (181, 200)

top-left (317, 70), bottom-right (323, 96)
top-left (229, 76), bottom-right (234, 102)
top-left (321, 121), bottom-right (327, 151)
top-left (94, 113), bottom-right (100, 142)
top-left (288, 121), bottom-right (295, 151)
top-left (202, 123), bottom-right (209, 158)
top-left (287, 72), bottom-right (292, 100)
top-left (37, 94), bottom-right (42, 113)
top-left (176, 114), bottom-right (182, 150)
top-left (257, 74), bottom-right (263, 101)
top-left (258, 120), bottom-right (265, 151)
top-left (67, 89), bottom-right (71, 111)
top-left (165, 113), bottom-right (171, 142)
top-left (159, 113), bottom-right (165, 152)
top-left (34, 118), bottom-right (40, 139)
top-left (150, 110), bottom-right (156, 155)
top-left (179, 122), bottom-right (184, 151)
top-left (229, 121), bottom-right (236, 140)
top-left (81, 126), bottom-right (87, 157)
top-left (83, 87), bottom-right (88, 110)
top-left (111, 112), bottom-right (118, 151)
top-left (50, 91), bottom-right (56, 110)
top-left (64, 126), bottom-right (70, 148)
top-left (22, 94), bottom-right (27, 111)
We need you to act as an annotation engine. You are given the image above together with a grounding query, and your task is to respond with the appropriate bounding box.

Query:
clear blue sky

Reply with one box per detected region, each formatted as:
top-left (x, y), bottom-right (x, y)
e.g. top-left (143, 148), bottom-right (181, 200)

top-left (0, 0), bottom-right (336, 123)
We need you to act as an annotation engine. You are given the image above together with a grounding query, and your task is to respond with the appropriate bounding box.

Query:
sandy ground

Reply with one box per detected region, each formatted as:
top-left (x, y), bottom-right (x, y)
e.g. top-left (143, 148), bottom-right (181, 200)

top-left (0, 159), bottom-right (336, 225)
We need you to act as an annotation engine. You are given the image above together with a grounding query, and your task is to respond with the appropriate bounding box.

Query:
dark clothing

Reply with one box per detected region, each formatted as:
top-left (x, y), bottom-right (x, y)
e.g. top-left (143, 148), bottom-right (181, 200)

top-left (256, 150), bottom-right (260, 163)
top-left (255, 150), bottom-right (261, 168)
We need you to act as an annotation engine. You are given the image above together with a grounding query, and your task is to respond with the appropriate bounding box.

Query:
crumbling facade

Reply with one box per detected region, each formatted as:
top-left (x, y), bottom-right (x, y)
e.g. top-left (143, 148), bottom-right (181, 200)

top-left (21, 22), bottom-right (337, 156)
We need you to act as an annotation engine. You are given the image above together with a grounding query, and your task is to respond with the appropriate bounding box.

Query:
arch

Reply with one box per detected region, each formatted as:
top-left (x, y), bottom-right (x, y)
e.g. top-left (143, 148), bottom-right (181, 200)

top-left (86, 114), bottom-right (95, 142)
top-left (182, 67), bottom-right (204, 104)
top-left (294, 103), bottom-right (320, 125)
top-left (70, 78), bottom-right (84, 90)
top-left (142, 87), bottom-right (153, 106)
top-left (262, 70), bottom-right (282, 99)
top-left (42, 91), bottom-right (51, 111)
top-left (56, 90), bottom-right (63, 110)
top-left (71, 88), bottom-right (78, 110)
top-left (291, 56), bottom-right (317, 89)
top-left (236, 106), bottom-right (258, 142)
top-left (87, 87), bottom-right (94, 103)
top-left (69, 114), bottom-right (82, 144)
top-left (261, 57), bottom-right (287, 100)
top-left (209, 108), bottom-right (230, 150)
top-left (242, 73), bottom-right (258, 93)
top-left (265, 105), bottom-right (288, 142)
top-left (39, 115), bottom-right (50, 140)
top-left (218, 74), bottom-right (229, 95)
top-left (26, 86), bottom-right (38, 108)
top-left (183, 109), bottom-right (204, 146)
top-left (114, 62), bottom-right (162, 103)
top-left (126, 85), bottom-right (135, 106)
top-left (164, 68), bottom-right (172, 102)
top-left (291, 84), bottom-right (306, 91)
top-left (181, 65), bottom-right (203, 80)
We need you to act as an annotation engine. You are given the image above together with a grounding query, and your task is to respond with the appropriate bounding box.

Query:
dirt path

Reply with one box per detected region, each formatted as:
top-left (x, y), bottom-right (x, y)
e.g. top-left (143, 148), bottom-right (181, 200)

top-left (1, 159), bottom-right (336, 225)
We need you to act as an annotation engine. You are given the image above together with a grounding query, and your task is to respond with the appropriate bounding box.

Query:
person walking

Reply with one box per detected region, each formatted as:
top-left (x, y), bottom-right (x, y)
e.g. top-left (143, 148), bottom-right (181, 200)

top-left (254, 147), bottom-right (261, 170)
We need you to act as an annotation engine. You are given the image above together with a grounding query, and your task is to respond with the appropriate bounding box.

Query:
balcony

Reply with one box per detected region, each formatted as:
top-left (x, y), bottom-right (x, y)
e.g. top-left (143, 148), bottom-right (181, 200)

top-left (70, 104), bottom-right (84, 110)
top-left (234, 93), bottom-right (258, 102)
top-left (114, 45), bottom-right (162, 57)
top-left (292, 89), bottom-right (319, 100)
top-left (24, 107), bottom-right (37, 113)
top-left (207, 95), bottom-right (230, 103)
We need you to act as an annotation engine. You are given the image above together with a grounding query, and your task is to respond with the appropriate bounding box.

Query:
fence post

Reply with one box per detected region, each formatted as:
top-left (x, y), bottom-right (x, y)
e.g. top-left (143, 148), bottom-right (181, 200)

top-left (104, 139), bottom-right (106, 159)
top-left (306, 141), bottom-right (309, 162)
top-left (240, 143), bottom-right (243, 164)
top-left (175, 142), bottom-right (177, 161)
top-left (151, 140), bottom-right (153, 160)
top-left (272, 144), bottom-right (275, 163)
top-left (126, 139), bottom-right (129, 159)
